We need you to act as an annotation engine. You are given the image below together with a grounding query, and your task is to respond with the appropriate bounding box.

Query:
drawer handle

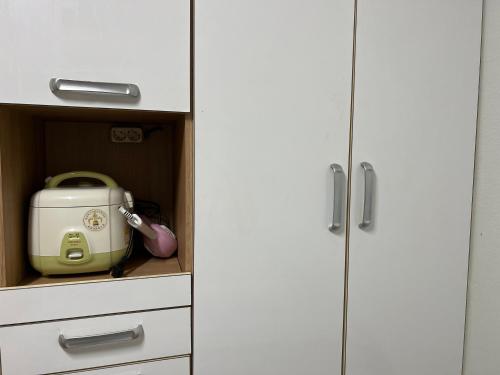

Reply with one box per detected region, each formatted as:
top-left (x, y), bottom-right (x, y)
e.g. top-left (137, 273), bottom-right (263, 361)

top-left (58, 324), bottom-right (144, 350)
top-left (50, 78), bottom-right (140, 97)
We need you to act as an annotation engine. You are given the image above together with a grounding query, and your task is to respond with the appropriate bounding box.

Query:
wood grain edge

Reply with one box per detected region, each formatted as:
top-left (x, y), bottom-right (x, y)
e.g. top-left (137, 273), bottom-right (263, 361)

top-left (175, 115), bottom-right (194, 273)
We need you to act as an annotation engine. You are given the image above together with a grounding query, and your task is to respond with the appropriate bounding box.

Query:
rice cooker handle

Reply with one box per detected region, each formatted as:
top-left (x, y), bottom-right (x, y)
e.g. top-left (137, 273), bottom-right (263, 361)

top-left (46, 171), bottom-right (118, 188)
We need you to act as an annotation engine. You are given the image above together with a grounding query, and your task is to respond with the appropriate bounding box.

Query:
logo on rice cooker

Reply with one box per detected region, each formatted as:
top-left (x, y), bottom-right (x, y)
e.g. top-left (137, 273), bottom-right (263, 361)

top-left (83, 209), bottom-right (107, 231)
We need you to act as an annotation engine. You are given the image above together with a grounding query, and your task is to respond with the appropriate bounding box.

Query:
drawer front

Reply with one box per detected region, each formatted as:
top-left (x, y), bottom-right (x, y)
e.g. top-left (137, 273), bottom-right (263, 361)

top-left (63, 357), bottom-right (190, 375)
top-left (0, 308), bottom-right (191, 375)
top-left (0, 0), bottom-right (189, 111)
top-left (0, 274), bottom-right (191, 326)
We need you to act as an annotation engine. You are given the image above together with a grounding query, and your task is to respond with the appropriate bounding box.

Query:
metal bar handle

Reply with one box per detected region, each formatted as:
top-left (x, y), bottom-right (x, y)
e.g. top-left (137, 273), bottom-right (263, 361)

top-left (50, 78), bottom-right (140, 97)
top-left (59, 324), bottom-right (144, 350)
top-left (329, 164), bottom-right (345, 232)
top-left (359, 162), bottom-right (375, 229)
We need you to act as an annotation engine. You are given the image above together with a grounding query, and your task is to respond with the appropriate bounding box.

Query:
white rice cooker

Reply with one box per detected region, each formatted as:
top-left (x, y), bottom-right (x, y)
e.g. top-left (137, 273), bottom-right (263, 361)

top-left (29, 171), bottom-right (132, 275)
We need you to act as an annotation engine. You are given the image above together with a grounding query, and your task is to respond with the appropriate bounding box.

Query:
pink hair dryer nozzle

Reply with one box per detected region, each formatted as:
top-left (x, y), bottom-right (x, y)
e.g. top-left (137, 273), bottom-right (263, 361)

top-left (141, 219), bottom-right (178, 258)
top-left (119, 207), bottom-right (177, 258)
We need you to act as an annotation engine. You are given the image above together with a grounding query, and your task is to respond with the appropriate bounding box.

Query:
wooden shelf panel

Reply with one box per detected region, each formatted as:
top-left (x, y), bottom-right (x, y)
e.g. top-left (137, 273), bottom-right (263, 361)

top-left (19, 255), bottom-right (183, 287)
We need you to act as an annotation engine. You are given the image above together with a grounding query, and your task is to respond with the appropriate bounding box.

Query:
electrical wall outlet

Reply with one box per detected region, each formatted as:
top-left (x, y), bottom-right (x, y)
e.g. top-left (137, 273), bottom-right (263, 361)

top-left (111, 127), bottom-right (143, 143)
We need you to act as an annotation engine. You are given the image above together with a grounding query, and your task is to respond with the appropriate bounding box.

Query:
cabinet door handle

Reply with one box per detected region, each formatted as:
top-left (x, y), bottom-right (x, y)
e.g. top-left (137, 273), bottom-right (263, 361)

top-left (359, 162), bottom-right (375, 229)
top-left (58, 324), bottom-right (144, 350)
top-left (50, 78), bottom-right (140, 97)
top-left (329, 163), bottom-right (345, 232)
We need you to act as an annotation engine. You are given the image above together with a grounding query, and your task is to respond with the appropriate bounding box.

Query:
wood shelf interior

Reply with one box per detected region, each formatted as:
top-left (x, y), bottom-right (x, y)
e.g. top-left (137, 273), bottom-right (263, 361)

top-left (19, 252), bottom-right (183, 287)
top-left (0, 105), bottom-right (193, 288)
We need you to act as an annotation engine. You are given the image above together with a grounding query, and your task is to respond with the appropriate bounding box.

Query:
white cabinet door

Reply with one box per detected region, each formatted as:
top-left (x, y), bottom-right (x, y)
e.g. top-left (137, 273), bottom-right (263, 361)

top-left (194, 1), bottom-right (354, 374)
top-left (346, 1), bottom-right (482, 374)
top-left (0, 0), bottom-right (189, 111)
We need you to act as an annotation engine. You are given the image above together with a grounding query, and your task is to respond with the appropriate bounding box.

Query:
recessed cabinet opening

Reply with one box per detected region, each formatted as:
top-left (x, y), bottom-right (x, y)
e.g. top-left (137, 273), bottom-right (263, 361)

top-left (0, 105), bottom-right (193, 288)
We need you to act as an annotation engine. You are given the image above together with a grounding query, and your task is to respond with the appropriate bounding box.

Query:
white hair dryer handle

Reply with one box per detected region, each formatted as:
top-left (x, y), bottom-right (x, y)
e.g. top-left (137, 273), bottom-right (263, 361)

top-left (118, 206), bottom-right (157, 240)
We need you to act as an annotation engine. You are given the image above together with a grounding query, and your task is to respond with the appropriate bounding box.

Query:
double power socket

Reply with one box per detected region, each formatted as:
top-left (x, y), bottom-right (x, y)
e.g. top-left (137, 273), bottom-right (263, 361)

top-left (110, 127), bottom-right (143, 143)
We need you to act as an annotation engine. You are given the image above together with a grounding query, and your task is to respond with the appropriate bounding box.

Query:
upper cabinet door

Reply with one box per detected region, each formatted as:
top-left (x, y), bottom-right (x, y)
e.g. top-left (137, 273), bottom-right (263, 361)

top-left (346, 1), bottom-right (482, 374)
top-left (0, 0), bottom-right (189, 111)
top-left (194, 1), bottom-right (354, 374)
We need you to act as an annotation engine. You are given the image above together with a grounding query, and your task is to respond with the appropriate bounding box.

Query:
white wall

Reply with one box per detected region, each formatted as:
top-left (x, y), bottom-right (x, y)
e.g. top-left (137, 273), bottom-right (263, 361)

top-left (463, 1), bottom-right (500, 374)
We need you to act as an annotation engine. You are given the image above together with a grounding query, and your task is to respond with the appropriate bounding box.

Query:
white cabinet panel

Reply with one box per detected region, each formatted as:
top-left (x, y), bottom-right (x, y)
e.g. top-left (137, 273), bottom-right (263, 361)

top-left (346, 1), bottom-right (482, 374)
top-left (62, 357), bottom-right (190, 375)
top-left (0, 308), bottom-right (191, 375)
top-left (0, 0), bottom-right (189, 111)
top-left (0, 275), bottom-right (191, 325)
top-left (194, 1), bottom-right (354, 374)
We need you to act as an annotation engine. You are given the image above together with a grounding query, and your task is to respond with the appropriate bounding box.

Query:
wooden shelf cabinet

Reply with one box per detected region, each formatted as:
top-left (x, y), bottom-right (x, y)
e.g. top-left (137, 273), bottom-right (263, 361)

top-left (0, 105), bottom-right (193, 288)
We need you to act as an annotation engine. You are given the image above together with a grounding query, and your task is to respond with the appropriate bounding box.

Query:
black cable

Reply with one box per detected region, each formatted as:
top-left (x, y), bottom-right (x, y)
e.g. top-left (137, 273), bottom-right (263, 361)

top-left (134, 199), bottom-right (161, 222)
top-left (110, 198), bottom-right (170, 278)
top-left (110, 226), bottom-right (135, 278)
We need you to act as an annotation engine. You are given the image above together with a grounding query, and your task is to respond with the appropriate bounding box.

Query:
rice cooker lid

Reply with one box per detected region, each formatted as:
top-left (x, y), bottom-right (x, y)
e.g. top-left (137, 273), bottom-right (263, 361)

top-left (31, 187), bottom-right (125, 208)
